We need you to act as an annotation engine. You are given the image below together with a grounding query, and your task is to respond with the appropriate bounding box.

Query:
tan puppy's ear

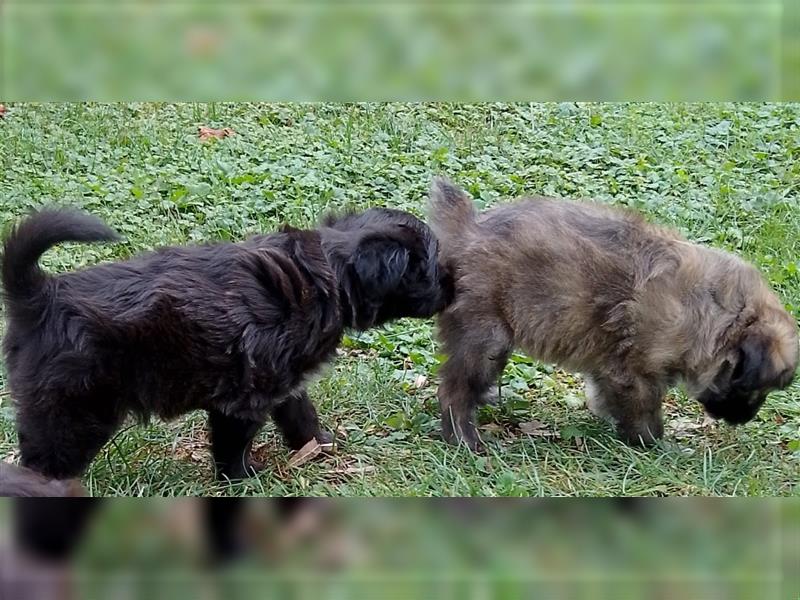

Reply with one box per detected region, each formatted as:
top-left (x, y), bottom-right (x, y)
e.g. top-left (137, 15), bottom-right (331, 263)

top-left (731, 328), bottom-right (796, 393)
top-left (729, 334), bottom-right (767, 392)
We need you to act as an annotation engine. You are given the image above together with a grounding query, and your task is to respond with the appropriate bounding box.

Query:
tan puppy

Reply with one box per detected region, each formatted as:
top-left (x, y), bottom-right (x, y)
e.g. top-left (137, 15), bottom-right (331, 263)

top-left (0, 462), bottom-right (84, 497)
top-left (428, 178), bottom-right (798, 450)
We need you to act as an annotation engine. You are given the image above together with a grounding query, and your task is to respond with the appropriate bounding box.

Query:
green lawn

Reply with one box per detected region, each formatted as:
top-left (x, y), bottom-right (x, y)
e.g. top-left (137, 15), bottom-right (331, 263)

top-left (0, 103), bottom-right (798, 496)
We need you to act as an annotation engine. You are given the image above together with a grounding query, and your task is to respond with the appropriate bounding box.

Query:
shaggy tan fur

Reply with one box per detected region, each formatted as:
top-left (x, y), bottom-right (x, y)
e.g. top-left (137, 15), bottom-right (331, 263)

top-left (429, 178), bottom-right (798, 450)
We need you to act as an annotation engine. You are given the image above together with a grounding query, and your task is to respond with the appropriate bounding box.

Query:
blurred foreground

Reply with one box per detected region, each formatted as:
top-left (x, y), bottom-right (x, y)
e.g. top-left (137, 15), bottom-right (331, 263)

top-left (0, 498), bottom-right (796, 599)
top-left (1, 0), bottom-right (793, 99)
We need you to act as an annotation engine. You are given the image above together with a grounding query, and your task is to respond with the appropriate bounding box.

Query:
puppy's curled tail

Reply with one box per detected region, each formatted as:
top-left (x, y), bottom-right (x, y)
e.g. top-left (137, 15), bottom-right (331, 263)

top-left (2, 209), bottom-right (119, 321)
top-left (427, 177), bottom-right (479, 257)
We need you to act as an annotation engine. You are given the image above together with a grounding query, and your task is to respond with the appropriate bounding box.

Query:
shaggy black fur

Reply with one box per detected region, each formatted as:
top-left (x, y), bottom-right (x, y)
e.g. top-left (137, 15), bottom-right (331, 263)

top-left (9, 498), bottom-right (308, 578)
top-left (11, 498), bottom-right (306, 565)
top-left (2, 207), bottom-right (451, 480)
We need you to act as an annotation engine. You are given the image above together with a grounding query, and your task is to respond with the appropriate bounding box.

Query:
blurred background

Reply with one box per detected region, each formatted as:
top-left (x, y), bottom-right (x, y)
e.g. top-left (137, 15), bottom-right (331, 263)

top-left (1, 498), bottom-right (797, 599)
top-left (0, 0), bottom-right (796, 100)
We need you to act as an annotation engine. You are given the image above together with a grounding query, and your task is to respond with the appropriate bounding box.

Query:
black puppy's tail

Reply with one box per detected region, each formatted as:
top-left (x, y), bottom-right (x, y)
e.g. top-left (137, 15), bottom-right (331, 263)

top-left (2, 209), bottom-right (119, 321)
top-left (427, 177), bottom-right (479, 258)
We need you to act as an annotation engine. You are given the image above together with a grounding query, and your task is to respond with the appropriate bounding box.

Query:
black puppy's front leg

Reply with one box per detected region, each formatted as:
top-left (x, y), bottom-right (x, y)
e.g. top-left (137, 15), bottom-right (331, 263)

top-left (208, 410), bottom-right (265, 480)
top-left (271, 389), bottom-right (333, 450)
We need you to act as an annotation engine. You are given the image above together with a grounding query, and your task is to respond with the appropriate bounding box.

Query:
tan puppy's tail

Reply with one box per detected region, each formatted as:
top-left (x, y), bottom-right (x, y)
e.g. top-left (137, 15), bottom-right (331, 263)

top-left (427, 177), bottom-right (479, 257)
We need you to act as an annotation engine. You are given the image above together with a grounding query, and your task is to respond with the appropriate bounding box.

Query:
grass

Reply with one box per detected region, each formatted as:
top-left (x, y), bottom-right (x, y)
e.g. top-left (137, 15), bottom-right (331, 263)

top-left (0, 102), bottom-right (798, 497)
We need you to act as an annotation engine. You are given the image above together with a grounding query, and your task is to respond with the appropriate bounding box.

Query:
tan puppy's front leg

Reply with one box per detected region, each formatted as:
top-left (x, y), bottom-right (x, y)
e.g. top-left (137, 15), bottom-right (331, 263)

top-left (585, 373), bottom-right (665, 446)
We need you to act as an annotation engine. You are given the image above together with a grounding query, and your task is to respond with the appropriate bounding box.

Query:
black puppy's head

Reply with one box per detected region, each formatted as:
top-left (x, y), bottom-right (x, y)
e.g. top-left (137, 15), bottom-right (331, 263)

top-left (322, 208), bottom-right (453, 330)
top-left (696, 319), bottom-right (798, 425)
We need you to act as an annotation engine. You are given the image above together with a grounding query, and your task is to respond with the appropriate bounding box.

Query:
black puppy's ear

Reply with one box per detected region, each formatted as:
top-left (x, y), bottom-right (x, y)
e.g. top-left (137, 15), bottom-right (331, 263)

top-left (352, 238), bottom-right (409, 296)
top-left (731, 334), bottom-right (767, 392)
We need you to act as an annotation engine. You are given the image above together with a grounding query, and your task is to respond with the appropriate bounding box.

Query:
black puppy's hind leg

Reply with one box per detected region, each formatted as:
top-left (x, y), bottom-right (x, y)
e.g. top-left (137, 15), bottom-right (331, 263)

top-left (16, 397), bottom-right (119, 480)
top-left (208, 410), bottom-right (265, 481)
top-left (14, 498), bottom-right (101, 561)
top-left (271, 389), bottom-right (333, 450)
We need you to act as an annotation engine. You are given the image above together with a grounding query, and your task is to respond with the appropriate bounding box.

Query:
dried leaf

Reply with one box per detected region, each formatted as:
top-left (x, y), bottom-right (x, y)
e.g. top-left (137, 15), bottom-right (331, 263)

top-left (288, 438), bottom-right (322, 469)
top-left (173, 437), bottom-right (209, 463)
top-left (518, 420), bottom-right (559, 438)
top-left (669, 416), bottom-right (711, 438)
top-left (480, 423), bottom-right (504, 435)
top-left (250, 442), bottom-right (277, 465)
top-left (198, 126), bottom-right (234, 141)
top-left (413, 374), bottom-right (428, 389)
top-left (185, 26), bottom-right (222, 57)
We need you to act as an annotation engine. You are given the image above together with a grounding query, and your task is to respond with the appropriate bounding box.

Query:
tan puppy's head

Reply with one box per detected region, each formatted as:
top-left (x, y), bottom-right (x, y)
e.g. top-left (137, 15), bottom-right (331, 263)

top-left (691, 274), bottom-right (798, 425)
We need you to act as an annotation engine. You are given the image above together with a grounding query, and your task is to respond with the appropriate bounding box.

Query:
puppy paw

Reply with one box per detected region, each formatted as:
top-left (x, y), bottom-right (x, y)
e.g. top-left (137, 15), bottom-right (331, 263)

top-left (441, 418), bottom-right (484, 452)
top-left (217, 458), bottom-right (263, 481)
top-left (315, 430), bottom-right (335, 447)
top-left (287, 431), bottom-right (335, 453)
top-left (616, 424), bottom-right (662, 448)
top-left (467, 436), bottom-right (486, 453)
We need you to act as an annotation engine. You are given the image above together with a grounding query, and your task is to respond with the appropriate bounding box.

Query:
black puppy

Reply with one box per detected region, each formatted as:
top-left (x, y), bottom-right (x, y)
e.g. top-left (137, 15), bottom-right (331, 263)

top-left (2, 207), bottom-right (451, 480)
